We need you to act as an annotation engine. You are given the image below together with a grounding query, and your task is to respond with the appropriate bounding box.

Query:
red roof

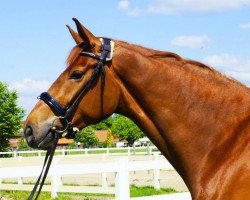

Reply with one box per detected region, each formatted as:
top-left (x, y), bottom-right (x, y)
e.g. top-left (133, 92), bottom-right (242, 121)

top-left (95, 130), bottom-right (120, 142)
top-left (8, 130), bottom-right (121, 148)
top-left (58, 138), bottom-right (74, 145)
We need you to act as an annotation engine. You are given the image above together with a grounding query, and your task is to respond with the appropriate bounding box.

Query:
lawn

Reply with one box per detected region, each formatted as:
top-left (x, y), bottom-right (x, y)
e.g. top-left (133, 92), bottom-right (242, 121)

top-left (0, 185), bottom-right (176, 200)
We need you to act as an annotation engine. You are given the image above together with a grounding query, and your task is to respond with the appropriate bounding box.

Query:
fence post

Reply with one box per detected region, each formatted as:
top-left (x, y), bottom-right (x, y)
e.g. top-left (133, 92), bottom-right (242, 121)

top-left (127, 146), bottom-right (130, 156)
top-left (18, 177), bottom-right (23, 185)
top-left (149, 145), bottom-right (152, 155)
top-left (85, 148), bottom-right (88, 155)
top-left (115, 157), bottom-right (130, 200)
top-left (13, 150), bottom-right (17, 158)
top-left (106, 147), bottom-right (109, 156)
top-left (147, 143), bottom-right (150, 155)
top-left (62, 149), bottom-right (65, 156)
top-left (17, 156), bottom-right (23, 185)
top-left (153, 152), bottom-right (160, 190)
top-left (101, 154), bottom-right (108, 188)
top-left (51, 157), bottom-right (61, 198)
top-left (38, 150), bottom-right (41, 157)
top-left (133, 143), bottom-right (136, 155)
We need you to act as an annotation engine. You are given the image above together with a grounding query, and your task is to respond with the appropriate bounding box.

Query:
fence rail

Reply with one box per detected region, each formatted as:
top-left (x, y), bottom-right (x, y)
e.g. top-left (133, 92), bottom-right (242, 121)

top-left (0, 153), bottom-right (191, 200)
top-left (0, 146), bottom-right (158, 158)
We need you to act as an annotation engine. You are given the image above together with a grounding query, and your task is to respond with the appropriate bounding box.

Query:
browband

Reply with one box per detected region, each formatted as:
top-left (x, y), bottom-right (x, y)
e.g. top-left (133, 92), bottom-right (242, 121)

top-left (80, 38), bottom-right (115, 61)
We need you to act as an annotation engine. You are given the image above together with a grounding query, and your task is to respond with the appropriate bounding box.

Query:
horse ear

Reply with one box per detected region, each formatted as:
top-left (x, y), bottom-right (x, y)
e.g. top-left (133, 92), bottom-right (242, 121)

top-left (72, 18), bottom-right (99, 48)
top-left (66, 25), bottom-right (82, 44)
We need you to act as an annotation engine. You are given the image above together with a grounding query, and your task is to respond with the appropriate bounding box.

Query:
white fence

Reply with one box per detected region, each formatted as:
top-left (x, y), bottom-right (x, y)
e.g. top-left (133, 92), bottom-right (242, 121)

top-left (0, 154), bottom-right (191, 200)
top-left (0, 146), bottom-right (158, 158)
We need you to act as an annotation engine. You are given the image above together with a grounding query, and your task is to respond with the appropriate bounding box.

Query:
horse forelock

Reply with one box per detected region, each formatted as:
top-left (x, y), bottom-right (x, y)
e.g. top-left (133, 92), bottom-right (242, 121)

top-left (66, 46), bottom-right (83, 67)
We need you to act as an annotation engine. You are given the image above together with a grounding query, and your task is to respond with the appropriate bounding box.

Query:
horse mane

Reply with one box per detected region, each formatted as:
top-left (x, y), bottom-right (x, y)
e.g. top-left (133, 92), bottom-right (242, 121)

top-left (149, 50), bottom-right (248, 88)
top-left (150, 51), bottom-right (213, 71)
top-left (117, 40), bottom-right (247, 89)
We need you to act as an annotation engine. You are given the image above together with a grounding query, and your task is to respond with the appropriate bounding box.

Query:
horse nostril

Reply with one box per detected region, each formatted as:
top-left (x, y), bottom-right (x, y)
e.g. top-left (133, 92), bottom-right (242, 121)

top-left (25, 126), bottom-right (33, 137)
top-left (24, 126), bottom-right (36, 146)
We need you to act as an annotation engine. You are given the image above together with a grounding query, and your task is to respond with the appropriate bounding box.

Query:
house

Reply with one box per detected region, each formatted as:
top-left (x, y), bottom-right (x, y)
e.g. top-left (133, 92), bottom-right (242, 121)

top-left (57, 138), bottom-right (74, 147)
top-left (9, 135), bottom-right (23, 149)
top-left (8, 129), bottom-right (128, 149)
top-left (95, 130), bottom-right (109, 143)
top-left (8, 136), bottom-right (74, 149)
top-left (94, 130), bottom-right (126, 147)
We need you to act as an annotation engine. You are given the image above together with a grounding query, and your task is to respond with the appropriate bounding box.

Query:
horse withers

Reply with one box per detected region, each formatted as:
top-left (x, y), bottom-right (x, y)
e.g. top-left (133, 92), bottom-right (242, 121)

top-left (24, 18), bottom-right (250, 200)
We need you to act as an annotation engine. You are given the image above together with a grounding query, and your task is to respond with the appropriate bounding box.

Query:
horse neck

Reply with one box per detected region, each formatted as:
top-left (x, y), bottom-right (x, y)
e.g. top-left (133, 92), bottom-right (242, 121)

top-left (112, 41), bottom-right (250, 193)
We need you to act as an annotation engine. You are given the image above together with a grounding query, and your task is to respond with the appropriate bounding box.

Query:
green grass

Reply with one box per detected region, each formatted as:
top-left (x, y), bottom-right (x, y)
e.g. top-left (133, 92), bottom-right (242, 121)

top-left (66, 150), bottom-right (86, 155)
top-left (2, 180), bottom-right (51, 185)
top-left (0, 190), bottom-right (113, 200)
top-left (86, 150), bottom-right (107, 154)
top-left (0, 190), bottom-right (72, 200)
top-left (0, 185), bottom-right (176, 199)
top-left (130, 185), bottom-right (176, 197)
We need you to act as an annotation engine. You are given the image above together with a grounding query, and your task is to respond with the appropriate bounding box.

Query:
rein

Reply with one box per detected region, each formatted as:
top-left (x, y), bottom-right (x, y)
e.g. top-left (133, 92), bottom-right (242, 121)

top-left (28, 38), bottom-right (113, 200)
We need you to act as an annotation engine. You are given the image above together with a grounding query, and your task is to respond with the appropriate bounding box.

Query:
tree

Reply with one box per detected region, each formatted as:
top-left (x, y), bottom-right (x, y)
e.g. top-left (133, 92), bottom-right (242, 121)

top-left (17, 137), bottom-right (29, 150)
top-left (111, 115), bottom-right (144, 146)
top-left (106, 128), bottom-right (113, 147)
top-left (0, 82), bottom-right (24, 151)
top-left (91, 116), bottom-right (113, 130)
top-left (75, 126), bottom-right (99, 148)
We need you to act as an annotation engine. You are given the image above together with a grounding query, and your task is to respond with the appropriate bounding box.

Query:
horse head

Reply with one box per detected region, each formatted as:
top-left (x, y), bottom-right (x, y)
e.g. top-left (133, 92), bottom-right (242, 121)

top-left (24, 18), bottom-right (121, 149)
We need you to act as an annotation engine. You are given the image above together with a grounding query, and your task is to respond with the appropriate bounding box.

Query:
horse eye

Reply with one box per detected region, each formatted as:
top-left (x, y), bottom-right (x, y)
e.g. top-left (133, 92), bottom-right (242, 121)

top-left (70, 71), bottom-right (84, 80)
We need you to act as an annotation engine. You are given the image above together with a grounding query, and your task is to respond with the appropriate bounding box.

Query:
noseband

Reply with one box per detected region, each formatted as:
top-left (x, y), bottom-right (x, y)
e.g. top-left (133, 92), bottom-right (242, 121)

top-left (28, 38), bottom-right (113, 200)
top-left (39, 38), bottom-right (113, 139)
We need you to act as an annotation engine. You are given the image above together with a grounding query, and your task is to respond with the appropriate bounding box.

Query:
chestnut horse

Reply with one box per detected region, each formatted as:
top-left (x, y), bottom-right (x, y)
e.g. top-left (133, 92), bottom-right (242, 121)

top-left (24, 18), bottom-right (250, 200)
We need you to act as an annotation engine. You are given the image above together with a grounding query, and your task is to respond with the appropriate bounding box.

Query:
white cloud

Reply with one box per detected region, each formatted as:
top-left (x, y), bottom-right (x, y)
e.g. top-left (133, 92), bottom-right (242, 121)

top-left (10, 79), bottom-right (51, 114)
top-left (128, 7), bottom-right (143, 16)
top-left (18, 96), bottom-right (39, 114)
top-left (171, 35), bottom-right (210, 50)
top-left (118, 1), bottom-right (143, 16)
top-left (203, 53), bottom-right (250, 71)
top-left (118, 0), bottom-right (129, 11)
top-left (147, 0), bottom-right (250, 14)
top-left (119, 0), bottom-right (250, 15)
top-left (10, 78), bottom-right (51, 95)
top-left (239, 22), bottom-right (250, 29)
top-left (226, 71), bottom-right (250, 85)
top-left (203, 54), bottom-right (250, 86)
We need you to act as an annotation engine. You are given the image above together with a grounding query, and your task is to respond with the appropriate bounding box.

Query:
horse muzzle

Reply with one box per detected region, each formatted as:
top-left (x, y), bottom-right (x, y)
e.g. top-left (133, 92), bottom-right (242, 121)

top-left (24, 123), bottom-right (54, 150)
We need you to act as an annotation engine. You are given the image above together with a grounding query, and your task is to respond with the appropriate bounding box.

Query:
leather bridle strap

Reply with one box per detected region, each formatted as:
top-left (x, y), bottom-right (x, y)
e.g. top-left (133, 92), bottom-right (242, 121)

top-left (64, 57), bottom-right (106, 121)
top-left (28, 132), bottom-right (59, 200)
top-left (28, 38), bottom-right (112, 200)
top-left (39, 92), bottom-right (67, 117)
top-left (38, 38), bottom-right (111, 138)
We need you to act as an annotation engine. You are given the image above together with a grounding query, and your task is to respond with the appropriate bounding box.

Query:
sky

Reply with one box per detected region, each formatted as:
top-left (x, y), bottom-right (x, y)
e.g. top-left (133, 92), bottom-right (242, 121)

top-left (0, 0), bottom-right (250, 115)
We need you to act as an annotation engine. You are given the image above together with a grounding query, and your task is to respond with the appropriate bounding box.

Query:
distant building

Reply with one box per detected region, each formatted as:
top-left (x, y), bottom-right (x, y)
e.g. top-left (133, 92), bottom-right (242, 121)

top-left (9, 135), bottom-right (23, 149)
top-left (8, 129), bottom-right (130, 149)
top-left (9, 135), bottom-right (74, 149)
top-left (94, 130), bottom-right (126, 147)
top-left (57, 138), bottom-right (74, 147)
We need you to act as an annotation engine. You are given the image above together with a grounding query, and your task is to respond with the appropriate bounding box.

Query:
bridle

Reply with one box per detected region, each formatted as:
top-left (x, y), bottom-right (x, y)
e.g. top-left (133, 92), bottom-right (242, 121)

top-left (39, 38), bottom-right (113, 139)
top-left (28, 38), bottom-right (114, 200)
